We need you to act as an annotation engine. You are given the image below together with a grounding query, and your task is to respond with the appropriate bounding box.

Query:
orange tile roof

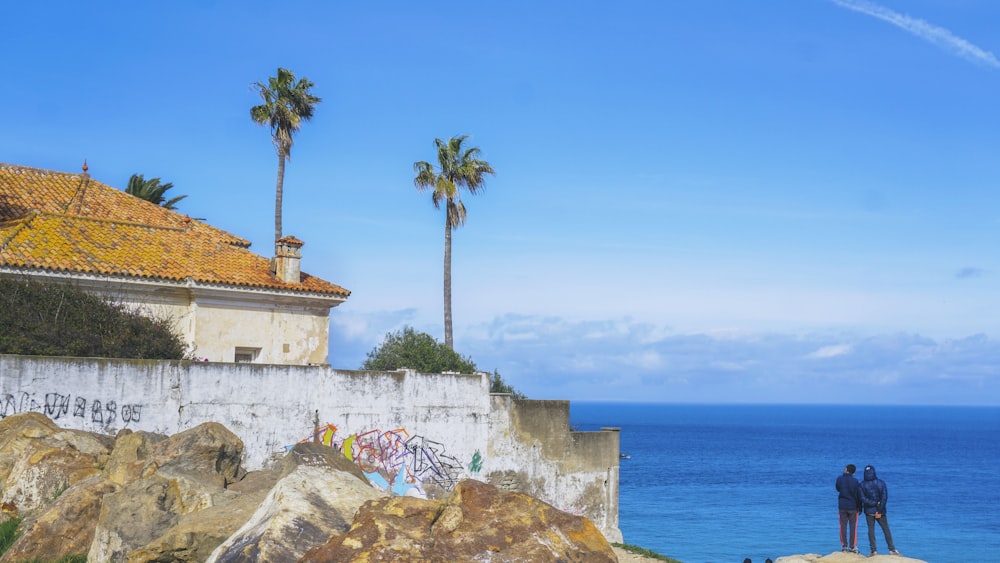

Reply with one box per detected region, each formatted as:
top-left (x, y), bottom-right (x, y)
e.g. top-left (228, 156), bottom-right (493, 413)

top-left (0, 163), bottom-right (349, 298)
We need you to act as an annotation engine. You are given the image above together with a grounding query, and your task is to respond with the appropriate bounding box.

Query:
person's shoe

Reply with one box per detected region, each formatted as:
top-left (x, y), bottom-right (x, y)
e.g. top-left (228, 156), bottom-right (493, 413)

top-left (851, 547), bottom-right (862, 554)
top-left (842, 546), bottom-right (849, 552)
top-left (869, 551), bottom-right (878, 557)
top-left (889, 550), bottom-right (901, 556)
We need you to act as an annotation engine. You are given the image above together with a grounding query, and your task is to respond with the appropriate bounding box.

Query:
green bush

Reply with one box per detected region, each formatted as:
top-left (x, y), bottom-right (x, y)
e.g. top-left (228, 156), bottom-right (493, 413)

top-left (0, 277), bottom-right (187, 360)
top-left (361, 327), bottom-right (525, 398)
top-left (489, 369), bottom-right (525, 399)
top-left (361, 326), bottom-right (476, 373)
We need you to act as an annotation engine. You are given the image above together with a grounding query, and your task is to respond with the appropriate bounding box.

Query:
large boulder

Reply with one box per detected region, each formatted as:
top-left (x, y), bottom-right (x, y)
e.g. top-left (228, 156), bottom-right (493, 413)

top-left (301, 478), bottom-right (617, 563)
top-left (0, 474), bottom-right (118, 562)
top-left (87, 422), bottom-right (248, 562)
top-left (207, 443), bottom-right (386, 563)
top-left (125, 471), bottom-right (282, 563)
top-left (0, 412), bottom-right (112, 518)
top-left (139, 422), bottom-right (245, 487)
top-left (87, 473), bottom-right (228, 562)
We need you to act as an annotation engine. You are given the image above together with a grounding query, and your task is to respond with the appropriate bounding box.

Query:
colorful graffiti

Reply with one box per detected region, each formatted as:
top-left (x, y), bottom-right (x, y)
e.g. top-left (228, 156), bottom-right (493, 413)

top-left (287, 423), bottom-right (482, 497)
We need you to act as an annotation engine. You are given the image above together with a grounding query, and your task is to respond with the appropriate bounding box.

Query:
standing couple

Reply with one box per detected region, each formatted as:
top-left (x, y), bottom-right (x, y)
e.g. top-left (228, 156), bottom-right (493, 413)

top-left (836, 464), bottom-right (901, 557)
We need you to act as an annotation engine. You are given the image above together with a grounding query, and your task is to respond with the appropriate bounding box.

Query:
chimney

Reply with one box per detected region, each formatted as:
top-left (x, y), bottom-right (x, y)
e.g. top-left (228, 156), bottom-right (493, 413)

top-left (272, 236), bottom-right (304, 284)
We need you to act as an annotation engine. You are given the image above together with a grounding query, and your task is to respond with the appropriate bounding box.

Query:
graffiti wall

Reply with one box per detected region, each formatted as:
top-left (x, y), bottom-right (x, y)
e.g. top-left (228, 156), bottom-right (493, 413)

top-left (2, 391), bottom-right (143, 425)
top-left (0, 354), bottom-right (621, 542)
top-left (290, 424), bottom-right (481, 497)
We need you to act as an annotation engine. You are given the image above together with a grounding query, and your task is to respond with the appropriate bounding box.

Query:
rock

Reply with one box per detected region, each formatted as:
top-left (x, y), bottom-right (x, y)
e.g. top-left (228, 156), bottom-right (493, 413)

top-left (279, 441), bottom-right (372, 483)
top-left (301, 478), bottom-right (617, 563)
top-left (87, 422), bottom-right (249, 562)
top-left (141, 422), bottom-right (246, 487)
top-left (145, 445), bottom-right (369, 563)
top-left (207, 446), bottom-right (386, 563)
top-left (88, 472), bottom-right (229, 562)
top-left (0, 412), bottom-right (112, 517)
top-left (104, 429), bottom-right (167, 486)
top-left (775, 552), bottom-right (928, 563)
top-left (125, 472), bottom-right (281, 563)
top-left (0, 474), bottom-right (118, 562)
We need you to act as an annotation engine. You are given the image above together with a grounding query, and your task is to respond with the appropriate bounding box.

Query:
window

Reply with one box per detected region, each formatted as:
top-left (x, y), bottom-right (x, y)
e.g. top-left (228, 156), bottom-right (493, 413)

top-left (234, 347), bottom-right (260, 363)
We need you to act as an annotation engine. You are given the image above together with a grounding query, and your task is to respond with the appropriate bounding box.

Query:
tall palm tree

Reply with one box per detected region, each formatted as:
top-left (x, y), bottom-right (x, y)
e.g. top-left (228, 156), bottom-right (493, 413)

top-left (250, 67), bottom-right (321, 242)
top-left (125, 174), bottom-right (187, 210)
top-left (413, 135), bottom-right (495, 350)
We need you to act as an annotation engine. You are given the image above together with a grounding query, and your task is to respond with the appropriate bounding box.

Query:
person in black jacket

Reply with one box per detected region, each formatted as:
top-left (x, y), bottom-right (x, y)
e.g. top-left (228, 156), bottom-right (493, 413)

top-left (835, 463), bottom-right (862, 553)
top-left (860, 465), bottom-right (901, 556)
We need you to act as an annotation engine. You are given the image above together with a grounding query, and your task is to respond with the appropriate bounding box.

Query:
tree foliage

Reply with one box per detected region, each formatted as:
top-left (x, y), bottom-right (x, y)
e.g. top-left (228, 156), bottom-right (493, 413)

top-left (413, 135), bottom-right (495, 350)
top-left (126, 174), bottom-right (187, 210)
top-left (250, 67), bottom-right (321, 242)
top-left (361, 326), bottom-right (476, 373)
top-left (489, 369), bottom-right (525, 399)
top-left (0, 278), bottom-right (187, 360)
top-left (361, 326), bottom-right (524, 397)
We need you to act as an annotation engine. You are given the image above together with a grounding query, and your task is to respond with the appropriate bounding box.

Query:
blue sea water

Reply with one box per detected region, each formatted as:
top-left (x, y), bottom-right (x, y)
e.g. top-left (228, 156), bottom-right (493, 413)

top-left (570, 403), bottom-right (1000, 563)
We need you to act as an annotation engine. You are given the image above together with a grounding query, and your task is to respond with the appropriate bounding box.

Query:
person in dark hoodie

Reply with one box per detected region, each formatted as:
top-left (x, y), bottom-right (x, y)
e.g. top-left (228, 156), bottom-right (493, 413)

top-left (836, 463), bottom-right (862, 553)
top-left (860, 465), bottom-right (901, 557)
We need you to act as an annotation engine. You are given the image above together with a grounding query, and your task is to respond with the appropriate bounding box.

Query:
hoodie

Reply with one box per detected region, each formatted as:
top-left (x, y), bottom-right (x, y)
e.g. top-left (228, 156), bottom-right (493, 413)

top-left (859, 465), bottom-right (888, 515)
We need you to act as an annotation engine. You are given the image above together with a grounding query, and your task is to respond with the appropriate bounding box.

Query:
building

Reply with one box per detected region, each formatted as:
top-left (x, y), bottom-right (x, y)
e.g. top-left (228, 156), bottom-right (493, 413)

top-left (0, 163), bottom-right (349, 364)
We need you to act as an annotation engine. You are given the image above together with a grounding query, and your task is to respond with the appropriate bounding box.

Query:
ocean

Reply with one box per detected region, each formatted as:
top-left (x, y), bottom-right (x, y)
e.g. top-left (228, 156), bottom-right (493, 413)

top-left (570, 403), bottom-right (1000, 563)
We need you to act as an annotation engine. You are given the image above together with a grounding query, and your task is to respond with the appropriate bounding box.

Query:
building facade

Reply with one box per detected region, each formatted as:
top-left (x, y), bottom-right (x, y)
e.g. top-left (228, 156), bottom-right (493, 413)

top-left (0, 163), bottom-right (349, 364)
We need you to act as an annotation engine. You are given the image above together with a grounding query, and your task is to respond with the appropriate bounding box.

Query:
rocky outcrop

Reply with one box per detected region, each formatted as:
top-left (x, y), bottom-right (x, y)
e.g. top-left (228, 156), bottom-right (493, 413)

top-left (0, 412), bottom-right (112, 517)
top-left (302, 478), bottom-right (618, 563)
top-left (86, 422), bottom-right (247, 562)
top-left (206, 443), bottom-right (386, 563)
top-left (126, 474), bottom-right (276, 563)
top-left (0, 413), bottom-right (619, 563)
top-left (775, 552), bottom-right (928, 563)
top-left (0, 474), bottom-right (117, 562)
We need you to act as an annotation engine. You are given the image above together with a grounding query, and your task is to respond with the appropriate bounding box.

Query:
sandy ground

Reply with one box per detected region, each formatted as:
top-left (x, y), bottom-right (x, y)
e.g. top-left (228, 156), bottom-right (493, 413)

top-left (611, 547), bottom-right (929, 563)
top-left (612, 545), bottom-right (663, 562)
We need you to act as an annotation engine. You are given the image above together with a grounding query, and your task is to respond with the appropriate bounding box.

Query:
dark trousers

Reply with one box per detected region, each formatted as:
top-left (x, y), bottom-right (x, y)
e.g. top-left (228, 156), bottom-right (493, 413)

top-left (865, 512), bottom-right (896, 552)
top-left (839, 509), bottom-right (859, 549)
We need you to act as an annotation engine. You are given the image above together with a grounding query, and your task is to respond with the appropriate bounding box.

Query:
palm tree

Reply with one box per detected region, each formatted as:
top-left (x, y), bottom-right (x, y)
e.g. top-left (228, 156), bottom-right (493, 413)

top-left (125, 174), bottom-right (187, 210)
top-left (250, 67), bottom-right (321, 242)
top-left (413, 135), bottom-right (495, 350)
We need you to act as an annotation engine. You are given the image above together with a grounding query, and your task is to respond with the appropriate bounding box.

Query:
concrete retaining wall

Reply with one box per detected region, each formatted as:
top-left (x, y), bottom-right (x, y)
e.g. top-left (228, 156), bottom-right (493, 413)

top-left (0, 354), bottom-right (621, 540)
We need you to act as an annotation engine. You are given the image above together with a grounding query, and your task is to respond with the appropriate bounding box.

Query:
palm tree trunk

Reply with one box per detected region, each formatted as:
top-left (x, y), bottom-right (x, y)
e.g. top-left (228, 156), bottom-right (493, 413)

top-left (274, 153), bottom-right (286, 242)
top-left (443, 217), bottom-right (453, 350)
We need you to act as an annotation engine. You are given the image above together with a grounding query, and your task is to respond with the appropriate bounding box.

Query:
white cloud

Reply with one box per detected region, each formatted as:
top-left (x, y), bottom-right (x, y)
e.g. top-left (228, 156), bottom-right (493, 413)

top-left (458, 315), bottom-right (1000, 405)
top-left (805, 343), bottom-right (853, 359)
top-left (328, 310), bottom-right (1000, 405)
top-left (830, 0), bottom-right (1000, 69)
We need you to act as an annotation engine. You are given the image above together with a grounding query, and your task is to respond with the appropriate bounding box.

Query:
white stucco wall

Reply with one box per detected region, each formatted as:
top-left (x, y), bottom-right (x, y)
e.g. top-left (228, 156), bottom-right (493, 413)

top-left (0, 355), bottom-right (619, 540)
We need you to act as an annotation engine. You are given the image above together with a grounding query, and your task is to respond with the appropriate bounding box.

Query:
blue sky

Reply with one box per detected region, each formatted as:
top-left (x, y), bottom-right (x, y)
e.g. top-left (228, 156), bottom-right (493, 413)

top-left (4, 1), bottom-right (999, 405)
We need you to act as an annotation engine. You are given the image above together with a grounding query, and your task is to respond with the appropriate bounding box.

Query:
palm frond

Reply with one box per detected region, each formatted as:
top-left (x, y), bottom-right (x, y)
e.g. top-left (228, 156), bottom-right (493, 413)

top-left (125, 173), bottom-right (187, 211)
top-left (250, 67), bottom-right (320, 159)
top-left (413, 135), bottom-right (495, 226)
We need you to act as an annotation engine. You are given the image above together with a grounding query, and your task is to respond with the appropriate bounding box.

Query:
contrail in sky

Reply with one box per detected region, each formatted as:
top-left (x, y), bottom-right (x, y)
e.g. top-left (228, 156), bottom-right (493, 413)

top-left (830, 0), bottom-right (1000, 69)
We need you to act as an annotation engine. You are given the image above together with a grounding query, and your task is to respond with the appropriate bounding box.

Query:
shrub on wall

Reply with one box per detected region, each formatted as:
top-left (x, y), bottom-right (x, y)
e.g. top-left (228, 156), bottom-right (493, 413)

top-left (488, 369), bottom-right (525, 399)
top-left (0, 277), bottom-right (187, 360)
top-left (361, 326), bottom-right (476, 373)
top-left (361, 326), bottom-right (525, 398)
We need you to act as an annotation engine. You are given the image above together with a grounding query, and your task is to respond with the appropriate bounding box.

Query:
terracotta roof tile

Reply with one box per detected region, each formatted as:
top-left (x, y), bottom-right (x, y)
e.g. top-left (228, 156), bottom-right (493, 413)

top-left (0, 163), bottom-right (349, 297)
